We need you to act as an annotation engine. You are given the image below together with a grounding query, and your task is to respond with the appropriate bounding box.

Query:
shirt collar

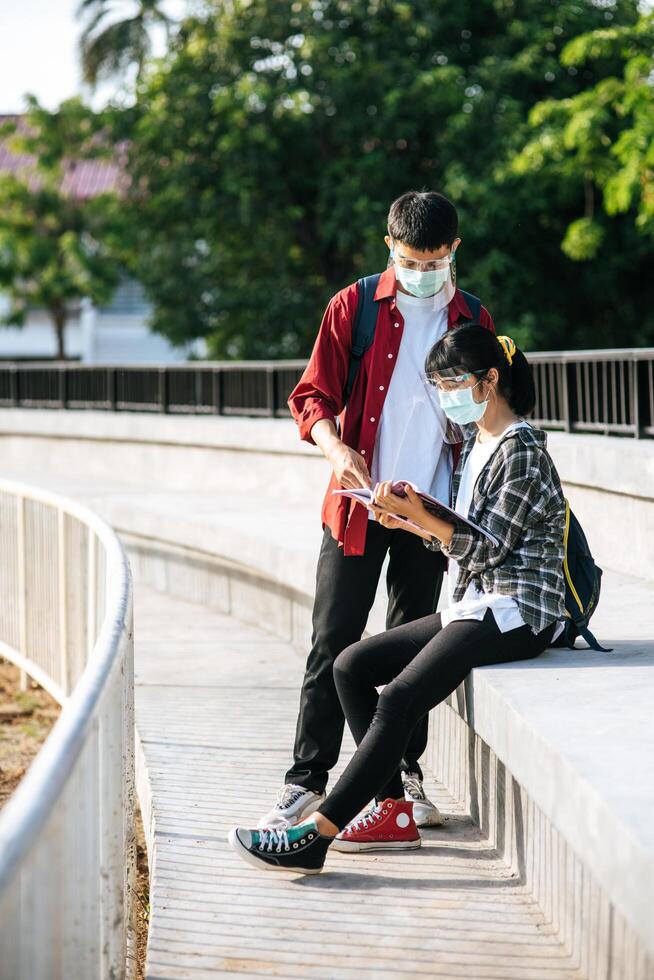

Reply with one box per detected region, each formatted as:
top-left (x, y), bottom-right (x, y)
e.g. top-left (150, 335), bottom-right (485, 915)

top-left (374, 266), bottom-right (397, 301)
top-left (447, 288), bottom-right (473, 322)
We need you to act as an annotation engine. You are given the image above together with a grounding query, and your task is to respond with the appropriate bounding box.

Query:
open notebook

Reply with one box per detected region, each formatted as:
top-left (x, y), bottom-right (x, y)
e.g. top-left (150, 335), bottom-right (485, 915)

top-left (332, 482), bottom-right (499, 547)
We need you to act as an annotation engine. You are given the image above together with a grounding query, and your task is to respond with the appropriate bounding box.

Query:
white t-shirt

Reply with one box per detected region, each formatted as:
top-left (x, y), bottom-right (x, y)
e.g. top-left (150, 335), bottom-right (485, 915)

top-left (369, 284), bottom-right (453, 513)
top-left (441, 420), bottom-right (564, 641)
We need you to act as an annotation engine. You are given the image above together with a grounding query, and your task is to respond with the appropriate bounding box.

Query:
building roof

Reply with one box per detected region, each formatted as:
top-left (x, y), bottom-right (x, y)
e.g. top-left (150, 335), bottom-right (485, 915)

top-left (0, 114), bottom-right (123, 199)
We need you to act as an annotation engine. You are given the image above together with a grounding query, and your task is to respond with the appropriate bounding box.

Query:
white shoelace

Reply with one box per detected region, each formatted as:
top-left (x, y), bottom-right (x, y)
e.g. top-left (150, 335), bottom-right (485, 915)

top-left (258, 828), bottom-right (290, 853)
top-left (343, 803), bottom-right (382, 834)
top-left (276, 783), bottom-right (308, 810)
top-left (402, 774), bottom-right (426, 802)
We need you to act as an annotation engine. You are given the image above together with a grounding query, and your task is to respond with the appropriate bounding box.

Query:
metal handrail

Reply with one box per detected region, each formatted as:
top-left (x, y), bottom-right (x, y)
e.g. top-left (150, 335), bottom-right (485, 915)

top-left (0, 478), bottom-right (135, 980)
top-left (526, 348), bottom-right (654, 362)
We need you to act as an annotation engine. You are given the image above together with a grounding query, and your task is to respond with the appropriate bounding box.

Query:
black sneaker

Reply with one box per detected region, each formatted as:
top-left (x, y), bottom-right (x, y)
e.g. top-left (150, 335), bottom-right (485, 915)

top-left (228, 819), bottom-right (332, 875)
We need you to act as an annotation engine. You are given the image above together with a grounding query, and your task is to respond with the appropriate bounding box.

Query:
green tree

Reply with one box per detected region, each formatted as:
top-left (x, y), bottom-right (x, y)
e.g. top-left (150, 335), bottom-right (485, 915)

top-left (122, 0), bottom-right (648, 357)
top-left (78, 0), bottom-right (174, 88)
top-left (0, 97), bottom-right (123, 358)
top-left (512, 12), bottom-right (654, 257)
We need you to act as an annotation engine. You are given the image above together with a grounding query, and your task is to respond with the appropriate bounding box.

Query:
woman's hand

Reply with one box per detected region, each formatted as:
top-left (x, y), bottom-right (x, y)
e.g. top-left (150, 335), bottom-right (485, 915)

top-left (371, 481), bottom-right (428, 525)
top-left (375, 512), bottom-right (408, 531)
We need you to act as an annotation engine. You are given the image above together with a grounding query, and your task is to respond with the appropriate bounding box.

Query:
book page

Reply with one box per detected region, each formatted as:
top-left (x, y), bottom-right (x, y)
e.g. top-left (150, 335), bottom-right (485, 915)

top-left (332, 483), bottom-right (499, 547)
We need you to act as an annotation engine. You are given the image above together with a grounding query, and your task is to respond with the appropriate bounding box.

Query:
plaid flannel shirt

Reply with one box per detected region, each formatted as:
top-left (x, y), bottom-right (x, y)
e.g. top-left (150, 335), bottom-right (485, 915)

top-left (425, 423), bottom-right (566, 634)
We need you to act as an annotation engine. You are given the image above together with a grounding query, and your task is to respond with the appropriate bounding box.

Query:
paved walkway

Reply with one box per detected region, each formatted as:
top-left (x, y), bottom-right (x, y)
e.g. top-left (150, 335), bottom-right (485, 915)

top-left (134, 587), bottom-right (583, 980)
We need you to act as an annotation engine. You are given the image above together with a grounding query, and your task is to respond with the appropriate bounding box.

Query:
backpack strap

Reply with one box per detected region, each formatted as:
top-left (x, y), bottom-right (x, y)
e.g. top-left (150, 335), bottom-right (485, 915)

top-left (568, 611), bottom-right (614, 653)
top-left (456, 289), bottom-right (482, 324)
top-left (344, 273), bottom-right (382, 404)
top-left (575, 622), bottom-right (613, 653)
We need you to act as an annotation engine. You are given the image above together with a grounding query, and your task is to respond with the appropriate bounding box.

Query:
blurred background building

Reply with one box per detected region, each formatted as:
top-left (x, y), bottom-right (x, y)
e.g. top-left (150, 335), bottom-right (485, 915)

top-left (0, 112), bottom-right (203, 362)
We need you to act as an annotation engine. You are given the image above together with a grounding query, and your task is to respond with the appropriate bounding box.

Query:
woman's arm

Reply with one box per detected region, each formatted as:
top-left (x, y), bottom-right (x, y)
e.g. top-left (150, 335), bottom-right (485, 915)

top-left (442, 447), bottom-right (555, 573)
top-left (373, 511), bottom-right (435, 542)
top-left (372, 443), bottom-right (558, 575)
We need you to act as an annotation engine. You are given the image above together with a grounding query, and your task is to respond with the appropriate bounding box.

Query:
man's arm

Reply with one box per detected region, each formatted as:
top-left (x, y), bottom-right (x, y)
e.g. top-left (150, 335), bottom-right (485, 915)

top-left (311, 418), bottom-right (371, 490)
top-left (288, 284), bottom-right (371, 490)
top-left (288, 286), bottom-right (356, 444)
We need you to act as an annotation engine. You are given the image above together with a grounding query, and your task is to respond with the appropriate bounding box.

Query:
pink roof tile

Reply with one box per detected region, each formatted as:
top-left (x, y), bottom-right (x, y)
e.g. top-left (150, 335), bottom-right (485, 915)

top-left (0, 114), bottom-right (124, 199)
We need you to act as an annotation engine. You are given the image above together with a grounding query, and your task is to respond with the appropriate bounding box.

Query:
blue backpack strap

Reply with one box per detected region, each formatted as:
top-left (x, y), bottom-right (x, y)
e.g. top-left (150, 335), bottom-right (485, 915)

top-left (457, 288), bottom-right (481, 323)
top-left (344, 273), bottom-right (382, 404)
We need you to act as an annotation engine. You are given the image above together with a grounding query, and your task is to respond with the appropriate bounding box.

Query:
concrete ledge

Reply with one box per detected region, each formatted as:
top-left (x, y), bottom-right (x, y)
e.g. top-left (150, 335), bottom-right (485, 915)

top-left (0, 408), bottom-right (317, 456)
top-left (427, 701), bottom-right (652, 979)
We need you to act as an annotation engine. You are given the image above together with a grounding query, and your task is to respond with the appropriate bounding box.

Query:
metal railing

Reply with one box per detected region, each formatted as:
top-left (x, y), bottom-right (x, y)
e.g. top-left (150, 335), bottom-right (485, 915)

top-left (0, 361), bottom-right (307, 417)
top-left (0, 349), bottom-right (653, 437)
top-left (528, 349), bottom-right (654, 438)
top-left (0, 479), bottom-right (135, 980)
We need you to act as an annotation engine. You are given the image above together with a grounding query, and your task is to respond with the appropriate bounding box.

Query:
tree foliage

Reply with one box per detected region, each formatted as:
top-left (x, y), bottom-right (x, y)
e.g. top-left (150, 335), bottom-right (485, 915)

top-left (0, 97), bottom-right (123, 358)
top-left (119, 0), bottom-right (652, 356)
top-left (78, 0), bottom-right (174, 88)
top-left (514, 12), bottom-right (654, 255)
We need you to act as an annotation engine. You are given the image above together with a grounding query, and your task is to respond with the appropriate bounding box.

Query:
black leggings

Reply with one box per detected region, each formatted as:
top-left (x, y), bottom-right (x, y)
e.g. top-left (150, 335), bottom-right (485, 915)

top-left (318, 608), bottom-right (556, 830)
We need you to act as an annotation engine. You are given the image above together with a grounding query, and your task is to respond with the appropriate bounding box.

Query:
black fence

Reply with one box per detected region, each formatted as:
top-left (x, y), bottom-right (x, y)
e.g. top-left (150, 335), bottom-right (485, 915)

top-left (0, 361), bottom-right (307, 418)
top-left (1, 349), bottom-right (653, 438)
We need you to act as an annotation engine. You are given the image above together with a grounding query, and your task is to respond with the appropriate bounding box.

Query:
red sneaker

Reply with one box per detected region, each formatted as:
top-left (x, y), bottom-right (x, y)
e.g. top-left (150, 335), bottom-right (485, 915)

top-left (331, 798), bottom-right (421, 852)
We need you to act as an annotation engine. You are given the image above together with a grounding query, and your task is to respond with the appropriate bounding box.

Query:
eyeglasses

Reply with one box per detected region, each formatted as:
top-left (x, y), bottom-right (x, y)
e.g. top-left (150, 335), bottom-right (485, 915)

top-left (391, 241), bottom-right (454, 272)
top-left (423, 370), bottom-right (487, 391)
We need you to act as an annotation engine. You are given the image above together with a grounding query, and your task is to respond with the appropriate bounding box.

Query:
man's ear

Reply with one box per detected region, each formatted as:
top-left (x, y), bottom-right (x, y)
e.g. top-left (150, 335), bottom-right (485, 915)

top-left (384, 234), bottom-right (392, 250)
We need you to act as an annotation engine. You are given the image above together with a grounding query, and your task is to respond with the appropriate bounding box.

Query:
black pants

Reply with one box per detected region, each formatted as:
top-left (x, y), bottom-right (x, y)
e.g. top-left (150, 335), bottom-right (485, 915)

top-left (285, 521), bottom-right (447, 794)
top-left (319, 608), bottom-right (556, 829)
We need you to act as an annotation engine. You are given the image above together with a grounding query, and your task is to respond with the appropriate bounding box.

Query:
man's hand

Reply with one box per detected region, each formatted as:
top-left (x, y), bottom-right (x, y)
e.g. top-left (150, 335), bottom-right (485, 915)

top-left (311, 418), bottom-right (371, 489)
top-left (327, 443), bottom-right (371, 489)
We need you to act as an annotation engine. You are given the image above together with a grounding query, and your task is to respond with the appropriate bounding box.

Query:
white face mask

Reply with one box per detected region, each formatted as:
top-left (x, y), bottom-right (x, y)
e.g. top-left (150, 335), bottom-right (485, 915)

top-left (438, 380), bottom-right (489, 424)
top-left (394, 264), bottom-right (450, 298)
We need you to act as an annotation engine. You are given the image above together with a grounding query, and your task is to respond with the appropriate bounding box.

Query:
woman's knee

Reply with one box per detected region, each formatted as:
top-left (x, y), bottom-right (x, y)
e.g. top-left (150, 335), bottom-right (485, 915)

top-left (333, 637), bottom-right (377, 685)
top-left (376, 678), bottom-right (414, 721)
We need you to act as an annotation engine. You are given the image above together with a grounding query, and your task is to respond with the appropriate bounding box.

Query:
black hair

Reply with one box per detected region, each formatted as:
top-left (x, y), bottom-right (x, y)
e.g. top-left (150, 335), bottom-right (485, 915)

top-left (387, 190), bottom-right (458, 250)
top-left (425, 323), bottom-right (536, 417)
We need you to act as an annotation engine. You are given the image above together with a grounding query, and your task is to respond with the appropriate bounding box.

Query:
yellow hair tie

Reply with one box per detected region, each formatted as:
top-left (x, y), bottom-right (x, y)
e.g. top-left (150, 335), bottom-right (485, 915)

top-left (497, 335), bottom-right (516, 366)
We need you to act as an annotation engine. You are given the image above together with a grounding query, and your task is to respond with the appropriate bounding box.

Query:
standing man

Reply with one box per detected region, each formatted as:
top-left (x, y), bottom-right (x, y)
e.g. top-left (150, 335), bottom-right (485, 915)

top-left (259, 191), bottom-right (495, 829)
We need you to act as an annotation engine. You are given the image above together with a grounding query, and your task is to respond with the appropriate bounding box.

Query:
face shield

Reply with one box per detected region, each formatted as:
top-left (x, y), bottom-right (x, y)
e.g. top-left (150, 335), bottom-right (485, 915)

top-left (421, 368), bottom-right (488, 441)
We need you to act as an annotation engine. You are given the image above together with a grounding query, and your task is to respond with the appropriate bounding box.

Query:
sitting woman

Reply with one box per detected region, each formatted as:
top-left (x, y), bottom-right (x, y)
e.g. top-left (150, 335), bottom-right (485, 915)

top-left (228, 324), bottom-right (567, 874)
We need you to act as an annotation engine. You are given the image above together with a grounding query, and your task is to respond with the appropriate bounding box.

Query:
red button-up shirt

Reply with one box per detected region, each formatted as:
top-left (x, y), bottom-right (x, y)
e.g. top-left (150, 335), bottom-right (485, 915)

top-left (288, 266), bottom-right (496, 556)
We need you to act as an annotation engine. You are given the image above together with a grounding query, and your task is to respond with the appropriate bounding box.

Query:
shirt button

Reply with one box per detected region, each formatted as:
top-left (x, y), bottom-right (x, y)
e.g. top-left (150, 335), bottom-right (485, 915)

top-left (387, 353), bottom-right (393, 359)
top-left (394, 322), bottom-right (400, 328)
top-left (360, 449), bottom-right (366, 455)
top-left (379, 385), bottom-right (385, 391)
top-left (370, 417), bottom-right (376, 423)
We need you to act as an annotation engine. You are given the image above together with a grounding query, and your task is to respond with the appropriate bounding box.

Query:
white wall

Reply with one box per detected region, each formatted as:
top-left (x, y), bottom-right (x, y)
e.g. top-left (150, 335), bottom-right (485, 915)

top-left (0, 304), bottom-right (204, 363)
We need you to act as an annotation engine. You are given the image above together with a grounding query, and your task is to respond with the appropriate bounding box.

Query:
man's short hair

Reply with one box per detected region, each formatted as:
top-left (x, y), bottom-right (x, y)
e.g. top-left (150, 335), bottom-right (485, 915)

top-left (388, 191), bottom-right (458, 250)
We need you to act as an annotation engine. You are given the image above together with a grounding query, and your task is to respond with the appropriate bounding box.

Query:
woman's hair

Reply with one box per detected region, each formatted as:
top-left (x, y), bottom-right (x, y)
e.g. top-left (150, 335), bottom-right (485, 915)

top-left (425, 324), bottom-right (536, 417)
